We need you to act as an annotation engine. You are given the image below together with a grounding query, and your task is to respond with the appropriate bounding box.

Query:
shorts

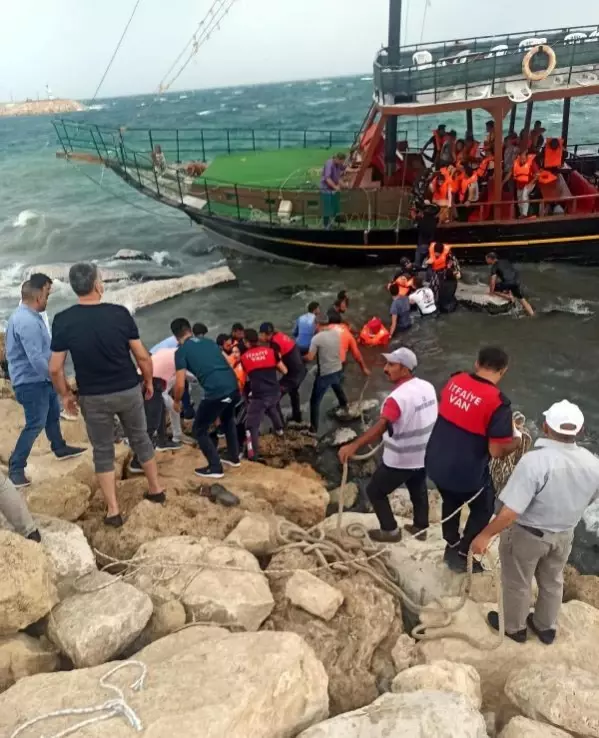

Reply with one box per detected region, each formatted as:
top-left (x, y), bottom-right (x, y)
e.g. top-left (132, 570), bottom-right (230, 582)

top-left (496, 281), bottom-right (524, 299)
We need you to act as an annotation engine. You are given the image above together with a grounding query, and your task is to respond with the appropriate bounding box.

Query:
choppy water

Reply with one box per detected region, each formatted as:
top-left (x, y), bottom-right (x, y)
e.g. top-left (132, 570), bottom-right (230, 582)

top-left (1, 77), bottom-right (599, 445)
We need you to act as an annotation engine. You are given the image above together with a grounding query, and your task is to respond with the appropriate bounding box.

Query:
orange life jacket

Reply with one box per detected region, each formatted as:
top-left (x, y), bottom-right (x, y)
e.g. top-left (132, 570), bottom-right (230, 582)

top-left (433, 129), bottom-right (448, 151)
top-left (465, 140), bottom-right (480, 161)
top-left (459, 173), bottom-right (478, 202)
top-left (476, 156), bottom-right (493, 179)
top-left (431, 174), bottom-right (450, 203)
top-left (543, 138), bottom-right (564, 169)
top-left (226, 354), bottom-right (246, 391)
top-left (538, 169), bottom-right (558, 185)
top-left (388, 275), bottom-right (414, 297)
top-left (359, 324), bottom-right (390, 347)
top-left (513, 154), bottom-right (536, 186)
top-left (428, 242), bottom-right (451, 271)
top-left (449, 169), bottom-right (463, 194)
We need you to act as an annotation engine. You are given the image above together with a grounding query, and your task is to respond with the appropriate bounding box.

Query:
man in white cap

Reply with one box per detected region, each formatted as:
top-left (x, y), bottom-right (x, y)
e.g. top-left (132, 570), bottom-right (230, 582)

top-left (472, 400), bottom-right (599, 644)
top-left (338, 347), bottom-right (437, 543)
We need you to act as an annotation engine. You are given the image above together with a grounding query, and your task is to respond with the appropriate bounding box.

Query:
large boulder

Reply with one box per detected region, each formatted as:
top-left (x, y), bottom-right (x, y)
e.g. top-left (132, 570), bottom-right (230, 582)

top-left (36, 516), bottom-right (96, 590)
top-left (564, 563), bottom-right (599, 609)
top-left (418, 599), bottom-right (599, 713)
top-left (0, 634), bottom-right (59, 693)
top-left (225, 512), bottom-right (278, 556)
top-left (285, 570), bottom-right (344, 621)
top-left (128, 536), bottom-right (274, 631)
top-left (392, 660), bottom-right (482, 709)
top-left (24, 479), bottom-right (92, 522)
top-left (124, 600), bottom-right (187, 655)
top-left (392, 633), bottom-right (420, 673)
top-left (499, 716), bottom-right (573, 737)
top-left (297, 691), bottom-right (488, 737)
top-left (0, 629), bottom-right (329, 738)
top-left (0, 531), bottom-right (57, 635)
top-left (505, 662), bottom-right (599, 737)
top-left (47, 570), bottom-right (153, 667)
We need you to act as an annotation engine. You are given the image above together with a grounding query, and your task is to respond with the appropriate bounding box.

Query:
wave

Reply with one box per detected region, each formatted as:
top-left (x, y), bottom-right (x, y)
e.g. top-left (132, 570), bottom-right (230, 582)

top-left (87, 104), bottom-right (106, 111)
top-left (196, 110), bottom-right (213, 116)
top-left (542, 298), bottom-right (595, 316)
top-left (317, 80), bottom-right (332, 85)
top-left (360, 76), bottom-right (373, 81)
top-left (12, 210), bottom-right (40, 228)
top-left (179, 94), bottom-right (188, 100)
top-left (306, 97), bottom-right (347, 107)
top-left (233, 90), bottom-right (244, 95)
top-left (256, 104), bottom-right (267, 109)
top-left (0, 262), bottom-right (25, 290)
top-left (151, 250), bottom-right (172, 266)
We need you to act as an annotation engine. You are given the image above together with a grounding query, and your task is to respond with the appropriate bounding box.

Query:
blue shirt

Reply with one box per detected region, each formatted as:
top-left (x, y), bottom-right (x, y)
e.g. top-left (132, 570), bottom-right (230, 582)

top-left (150, 336), bottom-right (178, 354)
top-left (293, 313), bottom-right (317, 351)
top-left (175, 336), bottom-right (237, 400)
top-left (390, 296), bottom-right (412, 331)
top-left (6, 304), bottom-right (51, 386)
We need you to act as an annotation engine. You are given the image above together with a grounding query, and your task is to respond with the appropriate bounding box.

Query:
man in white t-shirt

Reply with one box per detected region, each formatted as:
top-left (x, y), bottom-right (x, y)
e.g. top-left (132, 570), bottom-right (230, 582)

top-left (409, 277), bottom-right (437, 316)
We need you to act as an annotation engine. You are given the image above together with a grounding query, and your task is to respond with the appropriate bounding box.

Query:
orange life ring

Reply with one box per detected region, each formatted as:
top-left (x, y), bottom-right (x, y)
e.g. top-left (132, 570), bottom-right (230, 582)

top-left (522, 45), bottom-right (557, 82)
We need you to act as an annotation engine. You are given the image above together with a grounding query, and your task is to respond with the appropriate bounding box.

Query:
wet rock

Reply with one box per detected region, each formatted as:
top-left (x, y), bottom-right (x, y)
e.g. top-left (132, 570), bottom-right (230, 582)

top-left (225, 513), bottom-right (277, 555)
top-left (127, 536), bottom-right (274, 631)
top-left (499, 716), bottom-right (572, 737)
top-left (328, 427), bottom-right (358, 447)
top-left (332, 399), bottom-right (379, 421)
top-left (505, 662), bottom-right (599, 737)
top-left (36, 516), bottom-right (96, 591)
top-left (392, 660), bottom-right (482, 709)
top-left (47, 570), bottom-right (153, 667)
top-left (286, 570), bottom-right (344, 621)
top-left (0, 531), bottom-right (57, 635)
top-left (113, 248), bottom-right (152, 261)
top-left (392, 633), bottom-right (419, 673)
top-left (0, 633), bottom-right (59, 693)
top-left (297, 691), bottom-right (488, 737)
top-left (0, 629), bottom-right (329, 738)
top-left (456, 282), bottom-right (513, 314)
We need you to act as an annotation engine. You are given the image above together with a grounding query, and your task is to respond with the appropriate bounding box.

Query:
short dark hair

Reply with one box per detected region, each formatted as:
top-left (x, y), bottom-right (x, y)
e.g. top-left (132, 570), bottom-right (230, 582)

top-left (193, 322), bottom-right (208, 337)
top-left (308, 301), bottom-right (319, 313)
top-left (69, 262), bottom-right (99, 297)
top-left (534, 119), bottom-right (542, 127)
top-left (259, 322), bottom-right (274, 335)
top-left (29, 273), bottom-right (52, 290)
top-left (20, 280), bottom-right (40, 302)
top-left (232, 322), bottom-right (244, 332)
top-left (328, 313), bottom-right (342, 324)
top-left (337, 290), bottom-right (349, 303)
top-left (245, 328), bottom-right (259, 344)
top-left (389, 283), bottom-right (400, 297)
top-left (434, 242), bottom-right (445, 255)
top-left (216, 333), bottom-right (230, 346)
top-left (448, 129), bottom-right (457, 138)
top-left (171, 318), bottom-right (191, 339)
top-left (485, 251), bottom-right (498, 261)
top-left (335, 151), bottom-right (346, 160)
top-left (477, 346), bottom-right (509, 372)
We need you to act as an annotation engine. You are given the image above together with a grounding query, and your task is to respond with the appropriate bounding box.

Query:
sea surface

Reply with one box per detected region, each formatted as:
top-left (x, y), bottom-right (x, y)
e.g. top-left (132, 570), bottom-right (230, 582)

top-left (1, 77), bottom-right (599, 446)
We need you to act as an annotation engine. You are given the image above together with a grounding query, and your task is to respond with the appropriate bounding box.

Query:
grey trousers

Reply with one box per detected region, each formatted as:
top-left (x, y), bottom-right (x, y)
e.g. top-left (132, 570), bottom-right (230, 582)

top-left (79, 384), bottom-right (155, 473)
top-left (0, 472), bottom-right (36, 536)
top-left (499, 524), bottom-right (574, 634)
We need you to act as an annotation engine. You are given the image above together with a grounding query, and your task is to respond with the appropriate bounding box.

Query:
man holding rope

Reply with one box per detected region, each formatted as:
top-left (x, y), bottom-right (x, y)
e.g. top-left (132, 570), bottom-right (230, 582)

top-left (338, 348), bottom-right (437, 543)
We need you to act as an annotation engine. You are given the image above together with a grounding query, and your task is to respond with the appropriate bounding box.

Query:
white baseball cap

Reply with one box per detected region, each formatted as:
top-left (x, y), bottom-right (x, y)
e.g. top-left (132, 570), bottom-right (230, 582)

top-left (382, 347), bottom-right (418, 371)
top-left (543, 400), bottom-right (584, 436)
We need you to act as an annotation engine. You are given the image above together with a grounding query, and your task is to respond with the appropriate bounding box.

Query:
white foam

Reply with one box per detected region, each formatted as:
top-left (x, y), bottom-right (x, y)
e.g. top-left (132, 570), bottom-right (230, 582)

top-left (12, 210), bottom-right (40, 228)
top-left (256, 103), bottom-right (267, 109)
top-left (151, 250), bottom-right (171, 266)
top-left (0, 262), bottom-right (25, 291)
top-left (306, 97), bottom-right (347, 107)
top-left (317, 79), bottom-right (332, 85)
top-left (196, 109), bottom-right (213, 116)
top-left (179, 94), bottom-right (188, 99)
top-left (87, 104), bottom-right (106, 111)
top-left (544, 298), bottom-right (594, 316)
top-left (360, 76), bottom-right (373, 81)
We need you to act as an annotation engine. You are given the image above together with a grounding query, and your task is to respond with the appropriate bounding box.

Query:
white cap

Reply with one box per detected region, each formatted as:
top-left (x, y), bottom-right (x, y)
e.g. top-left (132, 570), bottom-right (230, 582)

top-left (543, 400), bottom-right (584, 436)
top-left (381, 347), bottom-right (418, 371)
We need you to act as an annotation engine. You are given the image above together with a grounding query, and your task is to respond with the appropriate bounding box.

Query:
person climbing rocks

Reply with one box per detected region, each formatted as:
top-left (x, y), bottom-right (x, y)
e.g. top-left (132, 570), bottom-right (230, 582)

top-left (338, 348), bottom-right (437, 543)
top-left (259, 322), bottom-right (307, 425)
top-left (0, 471), bottom-right (41, 542)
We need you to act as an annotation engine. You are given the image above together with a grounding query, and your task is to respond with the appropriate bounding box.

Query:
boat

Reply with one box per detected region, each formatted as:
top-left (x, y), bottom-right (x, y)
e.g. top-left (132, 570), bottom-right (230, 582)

top-left (52, 4), bottom-right (599, 267)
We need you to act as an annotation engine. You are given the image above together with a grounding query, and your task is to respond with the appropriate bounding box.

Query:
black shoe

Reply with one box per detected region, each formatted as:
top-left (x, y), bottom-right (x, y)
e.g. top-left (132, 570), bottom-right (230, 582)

top-left (404, 524), bottom-right (428, 541)
top-left (488, 610), bottom-right (527, 643)
top-left (155, 439), bottom-right (182, 452)
top-left (144, 490), bottom-right (166, 504)
top-left (445, 548), bottom-right (485, 574)
top-left (194, 466), bottom-right (224, 479)
top-left (369, 528), bottom-right (402, 543)
top-left (104, 513), bottom-right (124, 528)
top-left (527, 613), bottom-right (556, 645)
top-left (27, 530), bottom-right (42, 543)
top-left (128, 458), bottom-right (144, 475)
top-left (9, 471), bottom-right (31, 489)
top-left (182, 407), bottom-right (196, 420)
top-left (54, 445), bottom-right (86, 461)
top-left (221, 456), bottom-right (241, 468)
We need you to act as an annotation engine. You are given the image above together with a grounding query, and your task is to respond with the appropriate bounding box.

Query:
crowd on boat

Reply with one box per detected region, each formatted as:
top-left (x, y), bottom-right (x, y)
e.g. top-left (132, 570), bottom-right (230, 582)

top-left (419, 120), bottom-right (568, 221)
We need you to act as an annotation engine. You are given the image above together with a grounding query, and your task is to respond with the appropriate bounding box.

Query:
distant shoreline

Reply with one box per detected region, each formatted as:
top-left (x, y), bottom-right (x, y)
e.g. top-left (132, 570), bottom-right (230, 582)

top-left (0, 99), bottom-right (86, 118)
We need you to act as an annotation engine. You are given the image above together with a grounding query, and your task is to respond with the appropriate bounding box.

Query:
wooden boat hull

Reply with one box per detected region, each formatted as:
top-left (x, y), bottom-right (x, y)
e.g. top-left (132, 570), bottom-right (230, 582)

top-left (190, 209), bottom-right (599, 266)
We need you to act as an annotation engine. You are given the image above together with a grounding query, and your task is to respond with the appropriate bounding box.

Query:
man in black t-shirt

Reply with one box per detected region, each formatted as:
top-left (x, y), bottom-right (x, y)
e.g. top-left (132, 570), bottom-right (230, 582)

top-left (485, 252), bottom-right (535, 317)
top-left (49, 263), bottom-right (165, 528)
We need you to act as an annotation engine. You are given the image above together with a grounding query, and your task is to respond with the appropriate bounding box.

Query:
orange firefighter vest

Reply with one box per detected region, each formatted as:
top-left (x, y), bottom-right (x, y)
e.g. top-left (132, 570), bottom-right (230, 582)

top-left (513, 155), bottom-right (536, 187)
top-left (428, 242), bottom-right (451, 271)
top-left (359, 324), bottom-right (390, 347)
top-left (543, 138), bottom-right (564, 169)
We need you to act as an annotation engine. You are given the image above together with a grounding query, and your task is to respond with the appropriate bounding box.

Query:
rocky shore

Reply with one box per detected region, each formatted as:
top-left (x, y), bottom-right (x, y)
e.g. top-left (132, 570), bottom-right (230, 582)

top-left (0, 99), bottom-right (86, 117)
top-left (1, 392), bottom-right (599, 737)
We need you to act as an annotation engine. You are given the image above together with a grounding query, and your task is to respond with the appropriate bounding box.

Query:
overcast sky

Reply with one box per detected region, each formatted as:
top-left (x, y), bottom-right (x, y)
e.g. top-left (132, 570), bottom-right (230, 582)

top-left (0, 0), bottom-right (594, 101)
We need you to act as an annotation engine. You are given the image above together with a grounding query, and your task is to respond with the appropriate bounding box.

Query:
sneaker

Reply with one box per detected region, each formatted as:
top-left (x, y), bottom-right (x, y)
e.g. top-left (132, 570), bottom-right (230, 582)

top-left (104, 513), bottom-right (124, 528)
top-left (175, 435), bottom-right (195, 446)
top-left (526, 613), bottom-right (556, 645)
top-left (488, 610), bottom-right (527, 643)
top-left (27, 530), bottom-right (42, 543)
top-left (445, 547), bottom-right (485, 574)
top-left (369, 528), bottom-right (402, 543)
top-left (275, 429), bottom-right (284, 437)
top-left (144, 490), bottom-right (166, 504)
top-left (128, 458), bottom-right (144, 475)
top-left (404, 524), bottom-right (428, 541)
top-left (194, 466), bottom-right (224, 479)
top-left (286, 419), bottom-right (307, 429)
top-left (9, 471), bottom-right (31, 489)
top-left (155, 439), bottom-right (182, 452)
top-left (54, 445), bottom-right (86, 461)
top-left (60, 409), bottom-right (79, 422)
top-left (221, 456), bottom-right (241, 469)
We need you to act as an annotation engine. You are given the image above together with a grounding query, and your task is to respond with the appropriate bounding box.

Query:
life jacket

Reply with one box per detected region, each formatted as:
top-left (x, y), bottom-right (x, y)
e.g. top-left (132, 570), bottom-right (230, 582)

top-left (359, 319), bottom-right (390, 347)
top-left (433, 129), bottom-right (448, 151)
top-left (271, 331), bottom-right (295, 357)
top-left (543, 138), bottom-right (564, 169)
top-left (476, 156), bottom-right (493, 179)
top-left (226, 354), bottom-right (247, 391)
top-left (428, 242), bottom-right (451, 271)
top-left (464, 140), bottom-right (480, 161)
top-left (388, 274), bottom-right (415, 297)
top-left (513, 154), bottom-right (536, 187)
top-left (538, 169), bottom-right (558, 185)
top-left (431, 174), bottom-right (450, 204)
top-left (459, 174), bottom-right (478, 203)
top-left (449, 169), bottom-right (463, 194)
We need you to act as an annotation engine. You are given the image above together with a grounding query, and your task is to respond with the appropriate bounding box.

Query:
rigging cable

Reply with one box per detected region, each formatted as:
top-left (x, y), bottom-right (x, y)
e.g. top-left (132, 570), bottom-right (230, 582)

top-left (89, 0), bottom-right (143, 104)
top-left (420, 0), bottom-right (431, 43)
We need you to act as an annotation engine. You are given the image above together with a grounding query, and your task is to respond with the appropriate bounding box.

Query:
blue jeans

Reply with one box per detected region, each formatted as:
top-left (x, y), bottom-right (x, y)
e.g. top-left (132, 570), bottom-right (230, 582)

top-left (9, 382), bottom-right (66, 474)
top-left (309, 370), bottom-right (348, 432)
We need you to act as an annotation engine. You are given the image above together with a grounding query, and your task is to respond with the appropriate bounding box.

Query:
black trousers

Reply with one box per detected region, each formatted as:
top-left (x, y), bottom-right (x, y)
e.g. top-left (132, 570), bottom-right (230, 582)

top-left (144, 378), bottom-right (167, 444)
top-left (366, 463), bottom-right (429, 531)
top-left (438, 481), bottom-right (495, 555)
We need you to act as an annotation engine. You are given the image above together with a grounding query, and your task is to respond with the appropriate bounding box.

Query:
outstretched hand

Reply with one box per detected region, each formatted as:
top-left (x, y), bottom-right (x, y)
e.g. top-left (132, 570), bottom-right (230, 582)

top-left (471, 532), bottom-right (492, 556)
top-left (338, 443), bottom-right (357, 465)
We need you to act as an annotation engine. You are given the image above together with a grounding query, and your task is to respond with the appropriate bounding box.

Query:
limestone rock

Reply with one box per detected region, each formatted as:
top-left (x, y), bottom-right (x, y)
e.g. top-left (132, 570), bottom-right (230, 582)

top-left (128, 536), bottom-right (273, 631)
top-left (24, 480), bottom-right (92, 522)
top-left (0, 634), bottom-right (59, 693)
top-left (0, 378), bottom-right (14, 399)
top-left (564, 563), bottom-right (599, 609)
top-left (505, 662), bottom-right (599, 737)
top-left (125, 600), bottom-right (187, 655)
top-left (0, 531), bottom-right (57, 635)
top-left (0, 629), bottom-right (329, 738)
top-left (327, 482), bottom-right (359, 510)
top-left (499, 716), bottom-right (573, 737)
top-left (286, 570), bottom-right (344, 621)
top-left (297, 691), bottom-right (488, 737)
top-left (389, 486), bottom-right (442, 523)
top-left (225, 513), bottom-right (276, 555)
top-left (47, 570), bottom-right (153, 667)
top-left (392, 633), bottom-right (419, 673)
top-left (392, 660), bottom-right (482, 709)
top-left (36, 516), bottom-right (96, 589)
top-left (418, 599), bottom-right (599, 714)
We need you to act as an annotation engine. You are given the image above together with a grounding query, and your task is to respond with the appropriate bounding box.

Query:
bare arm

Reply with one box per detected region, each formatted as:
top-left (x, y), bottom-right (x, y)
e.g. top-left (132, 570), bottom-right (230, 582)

top-left (389, 314), bottom-right (398, 336)
top-left (489, 437), bottom-right (521, 458)
top-left (338, 417), bottom-right (388, 464)
top-left (471, 505), bottom-right (519, 554)
top-left (172, 368), bottom-right (187, 411)
top-left (325, 177), bottom-right (339, 191)
top-left (489, 274), bottom-right (497, 294)
top-left (49, 351), bottom-right (78, 415)
top-left (277, 361), bottom-right (288, 375)
top-left (129, 338), bottom-right (153, 399)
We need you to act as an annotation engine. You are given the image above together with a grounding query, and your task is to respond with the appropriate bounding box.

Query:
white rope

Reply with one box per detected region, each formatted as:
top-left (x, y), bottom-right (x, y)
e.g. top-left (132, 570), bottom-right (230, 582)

top-left (9, 661), bottom-right (147, 738)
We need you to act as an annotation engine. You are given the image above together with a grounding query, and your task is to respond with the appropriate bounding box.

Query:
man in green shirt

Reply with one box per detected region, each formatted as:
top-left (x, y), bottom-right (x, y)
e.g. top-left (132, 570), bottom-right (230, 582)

top-left (171, 318), bottom-right (240, 479)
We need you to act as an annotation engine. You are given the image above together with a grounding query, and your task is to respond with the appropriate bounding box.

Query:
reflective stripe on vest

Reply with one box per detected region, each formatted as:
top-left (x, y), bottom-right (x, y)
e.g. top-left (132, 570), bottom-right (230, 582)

top-left (383, 377), bottom-right (439, 469)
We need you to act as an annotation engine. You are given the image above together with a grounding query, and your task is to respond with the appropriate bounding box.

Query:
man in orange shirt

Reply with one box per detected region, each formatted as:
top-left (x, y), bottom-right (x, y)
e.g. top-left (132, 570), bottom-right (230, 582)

top-left (330, 319), bottom-right (369, 374)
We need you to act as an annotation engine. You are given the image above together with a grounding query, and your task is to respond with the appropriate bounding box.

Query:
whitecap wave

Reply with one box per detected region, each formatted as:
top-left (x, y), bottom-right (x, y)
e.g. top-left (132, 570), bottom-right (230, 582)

top-left (12, 210), bottom-right (40, 228)
top-left (0, 262), bottom-right (25, 289)
top-left (306, 97), bottom-right (347, 107)
top-left (87, 104), bottom-right (106, 111)
top-left (360, 76), bottom-right (373, 81)
top-left (256, 103), bottom-right (267, 109)
top-left (543, 298), bottom-right (594, 316)
top-left (233, 90), bottom-right (244, 95)
top-left (196, 109), bottom-right (213, 116)
top-left (317, 80), bottom-right (332, 85)
top-left (179, 94), bottom-right (188, 99)
top-left (151, 250), bottom-right (171, 266)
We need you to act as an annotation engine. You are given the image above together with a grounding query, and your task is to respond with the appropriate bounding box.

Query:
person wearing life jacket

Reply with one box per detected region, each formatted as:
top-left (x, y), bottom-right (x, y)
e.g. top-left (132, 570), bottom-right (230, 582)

top-left (439, 129), bottom-right (458, 167)
top-left (426, 241), bottom-right (451, 272)
top-left (421, 123), bottom-right (448, 165)
top-left (456, 165), bottom-right (479, 221)
top-left (476, 155), bottom-right (494, 181)
top-left (455, 138), bottom-right (467, 168)
top-left (293, 301), bottom-right (320, 356)
top-left (543, 137), bottom-right (564, 170)
top-left (217, 333), bottom-right (234, 356)
top-left (226, 345), bottom-right (247, 393)
top-left (430, 169), bottom-right (452, 223)
top-left (388, 256), bottom-right (415, 297)
top-left (338, 347), bottom-right (438, 543)
top-left (359, 317), bottom-right (391, 347)
top-left (512, 150), bottom-right (539, 218)
top-left (463, 133), bottom-right (480, 163)
top-left (259, 322), bottom-right (308, 425)
top-left (389, 283), bottom-right (413, 336)
top-left (408, 276), bottom-right (437, 317)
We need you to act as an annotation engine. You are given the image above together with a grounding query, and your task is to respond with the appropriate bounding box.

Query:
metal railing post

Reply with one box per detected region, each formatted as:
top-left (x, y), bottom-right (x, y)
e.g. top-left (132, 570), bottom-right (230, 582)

top-left (118, 129), bottom-right (128, 175)
top-left (226, 130), bottom-right (231, 154)
top-left (329, 131), bottom-right (333, 148)
top-left (96, 125), bottom-right (111, 158)
top-left (133, 152), bottom-right (143, 186)
top-left (54, 122), bottom-right (69, 156)
top-left (176, 130), bottom-right (181, 163)
top-left (234, 185), bottom-right (241, 220)
top-left (251, 130), bottom-right (256, 151)
top-left (148, 129), bottom-right (155, 157)
top-left (303, 130), bottom-right (307, 149)
top-left (204, 180), bottom-right (211, 215)
top-left (62, 121), bottom-right (74, 152)
top-left (201, 130), bottom-right (206, 161)
top-left (176, 170), bottom-right (184, 204)
top-left (278, 130), bottom-right (281, 149)
top-left (267, 188), bottom-right (273, 225)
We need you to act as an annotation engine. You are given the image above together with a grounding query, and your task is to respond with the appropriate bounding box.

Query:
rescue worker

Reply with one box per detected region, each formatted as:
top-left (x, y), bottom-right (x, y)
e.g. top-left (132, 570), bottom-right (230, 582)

top-left (358, 317), bottom-right (390, 347)
top-left (293, 301), bottom-right (320, 356)
top-left (413, 200), bottom-right (440, 268)
top-left (472, 400), bottom-right (599, 645)
top-left (512, 150), bottom-right (539, 218)
top-left (259, 322), bottom-right (307, 425)
top-left (485, 252), bottom-right (535, 317)
top-left (389, 283), bottom-right (412, 336)
top-left (425, 346), bottom-right (522, 573)
top-left (408, 277), bottom-right (437, 317)
top-left (338, 348), bottom-right (438, 543)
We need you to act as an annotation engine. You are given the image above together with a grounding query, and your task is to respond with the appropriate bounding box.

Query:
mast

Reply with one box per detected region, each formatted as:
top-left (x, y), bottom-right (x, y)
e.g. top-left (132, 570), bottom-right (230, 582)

top-left (385, 0), bottom-right (402, 177)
